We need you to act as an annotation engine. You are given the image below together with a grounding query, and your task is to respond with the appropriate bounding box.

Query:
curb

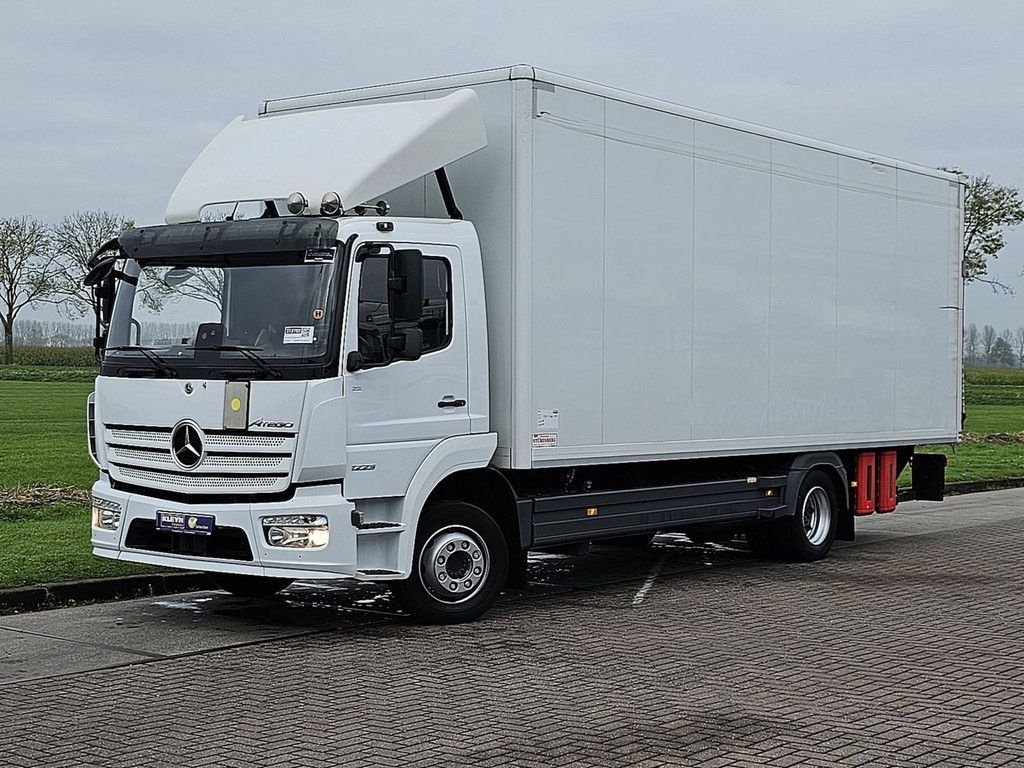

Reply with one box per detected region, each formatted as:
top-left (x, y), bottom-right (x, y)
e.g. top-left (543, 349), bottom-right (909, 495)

top-left (896, 478), bottom-right (1024, 503)
top-left (943, 478), bottom-right (1024, 496)
top-left (0, 572), bottom-right (215, 615)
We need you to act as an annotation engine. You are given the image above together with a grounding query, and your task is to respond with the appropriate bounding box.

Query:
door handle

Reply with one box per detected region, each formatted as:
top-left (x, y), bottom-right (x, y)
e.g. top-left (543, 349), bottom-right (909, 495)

top-left (437, 398), bottom-right (466, 408)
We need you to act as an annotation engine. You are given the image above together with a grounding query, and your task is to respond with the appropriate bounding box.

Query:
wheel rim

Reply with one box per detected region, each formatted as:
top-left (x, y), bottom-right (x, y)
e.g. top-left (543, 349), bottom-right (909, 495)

top-left (801, 486), bottom-right (832, 546)
top-left (418, 525), bottom-right (490, 604)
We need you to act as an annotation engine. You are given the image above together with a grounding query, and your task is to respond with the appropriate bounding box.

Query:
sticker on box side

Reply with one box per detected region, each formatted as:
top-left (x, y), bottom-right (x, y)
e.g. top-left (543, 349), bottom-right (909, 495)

top-left (537, 409), bottom-right (560, 432)
top-left (532, 433), bottom-right (558, 448)
top-left (283, 326), bottom-right (315, 344)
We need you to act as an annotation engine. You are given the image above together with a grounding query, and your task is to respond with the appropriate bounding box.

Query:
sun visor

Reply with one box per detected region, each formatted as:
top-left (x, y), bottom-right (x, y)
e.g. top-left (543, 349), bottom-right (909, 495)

top-left (165, 89), bottom-right (488, 224)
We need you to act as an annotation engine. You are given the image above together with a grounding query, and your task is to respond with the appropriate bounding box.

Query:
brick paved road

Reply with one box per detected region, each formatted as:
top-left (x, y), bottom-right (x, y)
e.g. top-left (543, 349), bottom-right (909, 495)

top-left (2, 490), bottom-right (1023, 767)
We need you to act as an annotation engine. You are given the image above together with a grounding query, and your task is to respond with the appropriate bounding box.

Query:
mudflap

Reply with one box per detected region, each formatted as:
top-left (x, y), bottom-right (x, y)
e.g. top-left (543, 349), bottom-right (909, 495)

top-left (911, 453), bottom-right (947, 502)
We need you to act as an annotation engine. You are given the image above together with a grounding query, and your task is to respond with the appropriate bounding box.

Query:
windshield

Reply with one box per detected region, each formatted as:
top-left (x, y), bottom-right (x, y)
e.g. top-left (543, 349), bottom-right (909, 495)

top-left (105, 255), bottom-right (340, 374)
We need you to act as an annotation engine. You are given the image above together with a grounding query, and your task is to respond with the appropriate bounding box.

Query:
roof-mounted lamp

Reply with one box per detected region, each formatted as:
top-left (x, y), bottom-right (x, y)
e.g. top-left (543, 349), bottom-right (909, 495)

top-left (286, 192), bottom-right (308, 215)
top-left (320, 191), bottom-right (343, 217)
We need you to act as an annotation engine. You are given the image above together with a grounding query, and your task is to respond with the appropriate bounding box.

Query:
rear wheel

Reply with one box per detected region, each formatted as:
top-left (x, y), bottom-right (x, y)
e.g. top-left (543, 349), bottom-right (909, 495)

top-left (775, 469), bottom-right (838, 561)
top-left (393, 501), bottom-right (508, 624)
top-left (211, 573), bottom-right (293, 598)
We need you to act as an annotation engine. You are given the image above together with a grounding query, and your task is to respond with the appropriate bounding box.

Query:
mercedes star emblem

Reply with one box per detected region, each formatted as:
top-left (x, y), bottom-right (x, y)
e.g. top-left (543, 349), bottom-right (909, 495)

top-left (170, 421), bottom-right (204, 469)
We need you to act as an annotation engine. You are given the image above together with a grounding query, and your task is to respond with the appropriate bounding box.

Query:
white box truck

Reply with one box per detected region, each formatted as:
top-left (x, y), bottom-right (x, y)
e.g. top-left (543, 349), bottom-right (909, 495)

top-left (86, 66), bottom-right (962, 622)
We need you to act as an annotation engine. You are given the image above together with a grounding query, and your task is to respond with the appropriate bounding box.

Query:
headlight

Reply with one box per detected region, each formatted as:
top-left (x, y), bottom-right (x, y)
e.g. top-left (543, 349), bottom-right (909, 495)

top-left (92, 497), bottom-right (122, 530)
top-left (261, 514), bottom-right (329, 549)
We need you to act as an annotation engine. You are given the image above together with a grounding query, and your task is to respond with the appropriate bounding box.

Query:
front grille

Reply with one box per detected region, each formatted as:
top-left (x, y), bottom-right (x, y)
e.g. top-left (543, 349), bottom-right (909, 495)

top-left (110, 447), bottom-right (288, 471)
top-left (125, 519), bottom-right (253, 561)
top-left (105, 424), bottom-right (296, 495)
top-left (117, 466), bottom-right (284, 490)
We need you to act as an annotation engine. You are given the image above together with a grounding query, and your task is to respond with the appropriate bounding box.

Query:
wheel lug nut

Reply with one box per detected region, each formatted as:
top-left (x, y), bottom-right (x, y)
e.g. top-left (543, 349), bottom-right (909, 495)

top-left (461, 541), bottom-right (469, 549)
top-left (464, 581), bottom-right (472, 589)
top-left (474, 567), bottom-right (482, 575)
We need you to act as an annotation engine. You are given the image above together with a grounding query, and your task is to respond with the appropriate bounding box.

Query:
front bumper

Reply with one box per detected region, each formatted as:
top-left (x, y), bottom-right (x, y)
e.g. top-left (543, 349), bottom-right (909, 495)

top-left (90, 477), bottom-right (359, 580)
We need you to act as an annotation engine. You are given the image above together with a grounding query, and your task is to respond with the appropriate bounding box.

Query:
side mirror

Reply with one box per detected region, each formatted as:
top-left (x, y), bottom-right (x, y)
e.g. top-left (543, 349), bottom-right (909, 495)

top-left (389, 249), bottom-right (423, 323)
top-left (390, 328), bottom-right (423, 361)
top-left (346, 351), bottom-right (364, 372)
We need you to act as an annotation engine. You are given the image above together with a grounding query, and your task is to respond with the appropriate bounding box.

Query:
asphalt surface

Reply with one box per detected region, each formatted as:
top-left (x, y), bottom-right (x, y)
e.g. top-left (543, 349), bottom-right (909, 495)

top-left (1, 489), bottom-right (1023, 767)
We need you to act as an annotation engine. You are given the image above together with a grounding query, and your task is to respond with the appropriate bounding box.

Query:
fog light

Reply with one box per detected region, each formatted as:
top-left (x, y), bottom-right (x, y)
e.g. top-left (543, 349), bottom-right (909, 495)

top-left (261, 514), bottom-right (329, 549)
top-left (92, 497), bottom-right (122, 530)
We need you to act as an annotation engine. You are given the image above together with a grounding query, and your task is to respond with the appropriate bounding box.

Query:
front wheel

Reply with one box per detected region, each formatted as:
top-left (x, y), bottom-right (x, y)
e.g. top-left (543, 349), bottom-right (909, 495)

top-left (393, 501), bottom-right (508, 624)
top-left (211, 573), bottom-right (293, 598)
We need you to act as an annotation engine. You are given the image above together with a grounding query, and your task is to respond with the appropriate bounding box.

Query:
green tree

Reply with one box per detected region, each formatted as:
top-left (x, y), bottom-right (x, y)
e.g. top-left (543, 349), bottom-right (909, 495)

top-left (991, 336), bottom-right (1016, 367)
top-left (0, 216), bottom-right (58, 364)
top-left (943, 169), bottom-right (1024, 291)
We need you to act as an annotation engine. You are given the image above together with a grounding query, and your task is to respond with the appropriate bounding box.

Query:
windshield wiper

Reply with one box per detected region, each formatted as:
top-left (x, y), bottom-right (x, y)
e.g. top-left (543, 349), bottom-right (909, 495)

top-left (104, 346), bottom-right (177, 378)
top-left (183, 345), bottom-right (283, 379)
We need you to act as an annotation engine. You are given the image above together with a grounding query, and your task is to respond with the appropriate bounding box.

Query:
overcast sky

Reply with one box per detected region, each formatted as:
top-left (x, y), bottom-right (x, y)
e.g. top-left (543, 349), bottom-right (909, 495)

top-left (4, 1), bottom-right (1023, 329)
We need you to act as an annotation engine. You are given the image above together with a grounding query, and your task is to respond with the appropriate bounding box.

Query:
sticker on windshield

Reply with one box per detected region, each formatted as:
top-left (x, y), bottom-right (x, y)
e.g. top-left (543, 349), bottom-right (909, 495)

top-left (283, 326), bottom-right (315, 344)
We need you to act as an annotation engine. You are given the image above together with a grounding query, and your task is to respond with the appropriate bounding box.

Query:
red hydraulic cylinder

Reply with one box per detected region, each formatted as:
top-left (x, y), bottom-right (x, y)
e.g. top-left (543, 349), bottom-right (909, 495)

top-left (877, 450), bottom-right (898, 513)
top-left (854, 451), bottom-right (876, 515)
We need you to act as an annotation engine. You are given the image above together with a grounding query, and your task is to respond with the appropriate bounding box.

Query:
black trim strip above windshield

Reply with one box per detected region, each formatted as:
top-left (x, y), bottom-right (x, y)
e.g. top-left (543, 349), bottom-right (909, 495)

top-left (119, 217), bottom-right (340, 261)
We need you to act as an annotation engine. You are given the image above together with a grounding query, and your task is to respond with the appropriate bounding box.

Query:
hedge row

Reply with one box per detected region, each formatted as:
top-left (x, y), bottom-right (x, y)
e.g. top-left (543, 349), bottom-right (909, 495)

top-left (0, 366), bottom-right (97, 382)
top-left (964, 367), bottom-right (1024, 386)
top-left (9, 346), bottom-right (96, 368)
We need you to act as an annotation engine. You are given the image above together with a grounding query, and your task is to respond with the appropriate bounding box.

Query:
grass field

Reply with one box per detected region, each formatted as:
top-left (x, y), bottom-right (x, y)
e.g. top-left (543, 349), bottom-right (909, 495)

top-left (0, 379), bottom-right (159, 589)
top-left (0, 504), bottom-right (161, 589)
top-left (2, 367), bottom-right (1024, 590)
top-left (0, 380), bottom-right (98, 488)
top-left (963, 404), bottom-right (1024, 434)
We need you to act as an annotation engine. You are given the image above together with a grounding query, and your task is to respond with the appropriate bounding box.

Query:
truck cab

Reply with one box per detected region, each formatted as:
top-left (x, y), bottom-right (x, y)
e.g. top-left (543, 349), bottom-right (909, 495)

top-left (89, 213), bottom-right (503, 619)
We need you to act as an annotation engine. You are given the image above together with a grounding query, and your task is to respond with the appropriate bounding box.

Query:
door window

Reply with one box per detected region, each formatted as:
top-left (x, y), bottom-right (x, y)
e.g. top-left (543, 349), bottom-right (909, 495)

top-left (356, 254), bottom-right (452, 367)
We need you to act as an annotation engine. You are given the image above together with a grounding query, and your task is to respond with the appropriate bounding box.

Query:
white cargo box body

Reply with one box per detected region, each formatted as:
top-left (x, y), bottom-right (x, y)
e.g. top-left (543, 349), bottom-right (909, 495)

top-left (264, 66), bottom-right (963, 471)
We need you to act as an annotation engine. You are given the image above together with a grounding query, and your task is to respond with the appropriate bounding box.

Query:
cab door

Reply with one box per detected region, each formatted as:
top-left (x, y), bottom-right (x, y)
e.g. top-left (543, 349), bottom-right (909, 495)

top-left (343, 241), bottom-right (469, 493)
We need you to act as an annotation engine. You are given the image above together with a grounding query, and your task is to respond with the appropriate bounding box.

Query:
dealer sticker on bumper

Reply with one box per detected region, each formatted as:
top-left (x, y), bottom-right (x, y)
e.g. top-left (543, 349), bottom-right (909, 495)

top-left (157, 511), bottom-right (214, 535)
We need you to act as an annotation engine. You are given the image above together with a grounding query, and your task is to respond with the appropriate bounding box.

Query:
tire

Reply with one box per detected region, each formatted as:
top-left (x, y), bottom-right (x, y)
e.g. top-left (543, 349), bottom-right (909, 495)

top-left (774, 469), bottom-right (839, 561)
top-left (393, 500), bottom-right (508, 624)
top-left (211, 573), bottom-right (294, 598)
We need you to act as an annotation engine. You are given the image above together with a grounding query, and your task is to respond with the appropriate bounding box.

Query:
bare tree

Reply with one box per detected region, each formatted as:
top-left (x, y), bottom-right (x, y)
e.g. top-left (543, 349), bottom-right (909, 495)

top-left (1015, 326), bottom-right (1024, 366)
top-left (981, 324), bottom-right (997, 363)
top-left (50, 210), bottom-right (134, 317)
top-left (0, 217), bottom-right (59, 364)
top-left (158, 267), bottom-right (225, 312)
top-left (964, 323), bottom-right (979, 364)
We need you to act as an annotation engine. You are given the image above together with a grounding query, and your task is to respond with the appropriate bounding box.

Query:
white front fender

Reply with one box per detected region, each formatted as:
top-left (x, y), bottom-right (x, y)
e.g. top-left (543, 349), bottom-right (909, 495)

top-left (396, 432), bottom-right (498, 575)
